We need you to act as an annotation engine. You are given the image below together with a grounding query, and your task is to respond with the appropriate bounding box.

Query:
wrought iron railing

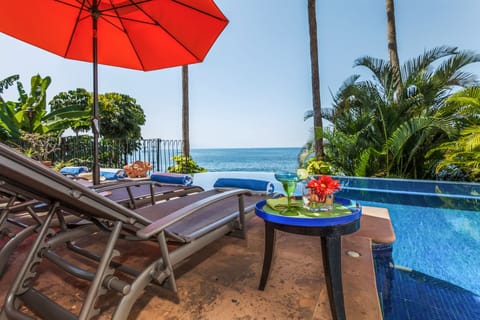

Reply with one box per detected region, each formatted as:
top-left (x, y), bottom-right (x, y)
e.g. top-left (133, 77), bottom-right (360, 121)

top-left (53, 136), bottom-right (184, 172)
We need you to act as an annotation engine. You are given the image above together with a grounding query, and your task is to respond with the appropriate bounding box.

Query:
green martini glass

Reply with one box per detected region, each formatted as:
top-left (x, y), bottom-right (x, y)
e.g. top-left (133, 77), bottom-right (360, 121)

top-left (274, 172), bottom-right (300, 216)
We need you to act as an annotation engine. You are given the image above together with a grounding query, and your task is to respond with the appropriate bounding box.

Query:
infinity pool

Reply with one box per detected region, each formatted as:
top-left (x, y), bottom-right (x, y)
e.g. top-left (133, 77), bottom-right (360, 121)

top-left (335, 176), bottom-right (480, 296)
top-left (359, 200), bottom-right (479, 295)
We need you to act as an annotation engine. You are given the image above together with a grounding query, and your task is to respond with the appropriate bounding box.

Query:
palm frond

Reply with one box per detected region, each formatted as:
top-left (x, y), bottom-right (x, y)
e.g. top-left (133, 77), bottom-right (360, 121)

top-left (433, 51), bottom-right (480, 87)
top-left (304, 110), bottom-right (313, 121)
top-left (354, 148), bottom-right (371, 177)
top-left (387, 117), bottom-right (456, 160)
top-left (402, 46), bottom-right (458, 84)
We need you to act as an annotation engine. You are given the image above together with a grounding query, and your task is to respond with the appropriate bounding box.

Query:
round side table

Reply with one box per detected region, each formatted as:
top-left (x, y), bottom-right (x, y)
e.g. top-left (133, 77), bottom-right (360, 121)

top-left (255, 198), bottom-right (361, 320)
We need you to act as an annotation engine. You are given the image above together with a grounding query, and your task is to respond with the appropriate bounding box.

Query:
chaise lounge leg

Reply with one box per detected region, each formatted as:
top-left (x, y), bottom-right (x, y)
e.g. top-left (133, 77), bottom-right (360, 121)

top-left (158, 231), bottom-right (177, 292)
top-left (78, 221), bottom-right (123, 320)
top-left (228, 195), bottom-right (247, 239)
top-left (112, 231), bottom-right (177, 320)
top-left (3, 202), bottom-right (59, 320)
top-left (0, 224), bottom-right (37, 277)
top-left (0, 196), bottom-right (17, 237)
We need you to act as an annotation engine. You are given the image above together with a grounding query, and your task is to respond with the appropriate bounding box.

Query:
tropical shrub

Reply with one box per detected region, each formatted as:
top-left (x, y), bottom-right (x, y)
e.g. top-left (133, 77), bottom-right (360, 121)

top-left (304, 158), bottom-right (334, 175)
top-left (430, 87), bottom-right (480, 181)
top-left (0, 74), bottom-right (90, 141)
top-left (318, 46), bottom-right (480, 179)
top-left (168, 155), bottom-right (207, 173)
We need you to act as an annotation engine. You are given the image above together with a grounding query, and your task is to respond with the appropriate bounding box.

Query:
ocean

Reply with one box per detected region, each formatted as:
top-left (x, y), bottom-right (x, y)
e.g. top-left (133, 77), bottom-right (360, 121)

top-left (190, 147), bottom-right (302, 173)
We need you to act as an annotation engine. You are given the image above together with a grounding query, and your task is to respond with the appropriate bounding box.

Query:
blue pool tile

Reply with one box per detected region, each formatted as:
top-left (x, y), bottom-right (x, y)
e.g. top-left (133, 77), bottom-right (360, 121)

top-left (375, 256), bottom-right (480, 320)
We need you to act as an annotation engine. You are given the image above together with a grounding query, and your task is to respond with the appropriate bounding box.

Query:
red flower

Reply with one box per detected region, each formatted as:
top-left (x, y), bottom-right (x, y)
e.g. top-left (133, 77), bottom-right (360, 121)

top-left (306, 175), bottom-right (341, 198)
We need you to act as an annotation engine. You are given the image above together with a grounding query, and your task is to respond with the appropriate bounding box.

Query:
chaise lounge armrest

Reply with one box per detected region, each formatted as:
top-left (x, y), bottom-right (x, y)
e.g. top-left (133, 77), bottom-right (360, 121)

top-left (92, 180), bottom-right (203, 193)
top-left (136, 189), bottom-right (252, 239)
top-left (92, 180), bottom-right (168, 191)
top-left (92, 180), bottom-right (204, 208)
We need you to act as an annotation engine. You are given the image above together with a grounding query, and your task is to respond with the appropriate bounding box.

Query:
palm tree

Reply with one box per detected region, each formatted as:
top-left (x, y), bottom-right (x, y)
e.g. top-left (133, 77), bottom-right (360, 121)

top-left (325, 46), bottom-right (480, 179)
top-left (307, 0), bottom-right (324, 160)
top-left (385, 0), bottom-right (402, 94)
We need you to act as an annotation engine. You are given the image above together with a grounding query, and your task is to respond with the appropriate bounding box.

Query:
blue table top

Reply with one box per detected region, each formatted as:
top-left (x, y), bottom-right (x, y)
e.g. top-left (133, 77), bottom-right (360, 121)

top-left (255, 197), bottom-right (362, 227)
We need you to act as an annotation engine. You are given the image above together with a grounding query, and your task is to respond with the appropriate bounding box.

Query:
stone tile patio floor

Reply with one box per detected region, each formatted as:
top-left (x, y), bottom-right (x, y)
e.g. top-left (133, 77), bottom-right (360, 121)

top-left (0, 208), bottom-right (387, 320)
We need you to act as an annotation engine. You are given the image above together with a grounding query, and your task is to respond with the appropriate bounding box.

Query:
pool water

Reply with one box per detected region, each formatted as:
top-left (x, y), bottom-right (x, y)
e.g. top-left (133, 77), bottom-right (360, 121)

top-left (336, 176), bottom-right (480, 319)
top-left (360, 200), bottom-right (480, 296)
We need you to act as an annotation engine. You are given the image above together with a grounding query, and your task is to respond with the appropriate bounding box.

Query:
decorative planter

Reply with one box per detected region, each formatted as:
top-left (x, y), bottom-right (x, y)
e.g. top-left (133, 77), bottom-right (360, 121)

top-left (39, 161), bottom-right (52, 167)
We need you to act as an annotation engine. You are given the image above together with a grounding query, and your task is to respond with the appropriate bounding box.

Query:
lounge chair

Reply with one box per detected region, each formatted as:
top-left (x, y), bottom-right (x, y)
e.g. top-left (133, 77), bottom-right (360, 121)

top-left (0, 178), bottom-right (202, 277)
top-left (68, 171), bottom-right (203, 209)
top-left (0, 166), bottom-right (203, 278)
top-left (91, 180), bottom-right (204, 209)
top-left (0, 143), bottom-right (267, 320)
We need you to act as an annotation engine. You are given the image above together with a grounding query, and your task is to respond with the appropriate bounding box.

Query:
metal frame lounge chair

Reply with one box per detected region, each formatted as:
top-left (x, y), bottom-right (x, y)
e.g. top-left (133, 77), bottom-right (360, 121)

top-left (68, 171), bottom-right (204, 209)
top-left (91, 180), bottom-right (204, 209)
top-left (0, 143), bottom-right (267, 320)
top-left (0, 177), bottom-right (203, 278)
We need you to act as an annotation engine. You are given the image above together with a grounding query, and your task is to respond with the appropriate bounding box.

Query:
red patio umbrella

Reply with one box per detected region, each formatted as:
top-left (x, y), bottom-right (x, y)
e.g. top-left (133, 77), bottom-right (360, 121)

top-left (0, 0), bottom-right (228, 184)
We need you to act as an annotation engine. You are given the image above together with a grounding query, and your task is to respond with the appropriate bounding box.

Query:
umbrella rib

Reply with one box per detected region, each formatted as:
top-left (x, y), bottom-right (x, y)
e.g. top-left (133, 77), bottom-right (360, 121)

top-left (55, 0), bottom-right (91, 57)
top-left (55, 0), bottom-right (86, 11)
top-left (100, 0), bottom-right (152, 14)
top-left (106, 0), bottom-right (200, 66)
top-left (117, 1), bottom-right (204, 62)
top-left (107, 0), bottom-right (147, 69)
top-left (52, 0), bottom-right (227, 65)
top-left (172, 0), bottom-right (228, 23)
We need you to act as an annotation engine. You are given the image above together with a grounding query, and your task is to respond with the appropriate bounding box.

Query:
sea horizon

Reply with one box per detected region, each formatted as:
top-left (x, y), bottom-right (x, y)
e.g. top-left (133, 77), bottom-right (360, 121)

top-left (190, 146), bottom-right (302, 150)
top-left (190, 147), bottom-right (302, 173)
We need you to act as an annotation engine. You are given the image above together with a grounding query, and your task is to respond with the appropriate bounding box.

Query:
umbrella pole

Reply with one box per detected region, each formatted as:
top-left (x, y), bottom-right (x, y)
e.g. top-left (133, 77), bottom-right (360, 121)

top-left (92, 10), bottom-right (100, 186)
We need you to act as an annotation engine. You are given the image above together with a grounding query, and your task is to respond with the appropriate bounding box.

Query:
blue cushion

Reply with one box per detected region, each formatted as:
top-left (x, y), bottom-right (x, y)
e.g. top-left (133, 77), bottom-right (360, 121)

top-left (60, 166), bottom-right (88, 176)
top-left (150, 172), bottom-right (193, 186)
top-left (213, 178), bottom-right (274, 193)
top-left (100, 168), bottom-right (126, 180)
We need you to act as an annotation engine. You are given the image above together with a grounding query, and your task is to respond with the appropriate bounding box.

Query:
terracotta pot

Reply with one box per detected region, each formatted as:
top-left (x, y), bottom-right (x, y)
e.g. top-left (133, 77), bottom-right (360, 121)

top-left (40, 161), bottom-right (52, 167)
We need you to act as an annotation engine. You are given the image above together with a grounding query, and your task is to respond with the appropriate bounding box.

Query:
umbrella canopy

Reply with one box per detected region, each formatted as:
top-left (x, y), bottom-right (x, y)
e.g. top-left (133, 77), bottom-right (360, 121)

top-left (0, 0), bottom-right (228, 184)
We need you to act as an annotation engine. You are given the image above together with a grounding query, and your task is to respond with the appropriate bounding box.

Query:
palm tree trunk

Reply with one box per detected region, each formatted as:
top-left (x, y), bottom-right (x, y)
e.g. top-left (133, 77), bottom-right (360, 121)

top-left (182, 65), bottom-right (190, 158)
top-left (386, 0), bottom-right (402, 95)
top-left (308, 0), bottom-right (324, 160)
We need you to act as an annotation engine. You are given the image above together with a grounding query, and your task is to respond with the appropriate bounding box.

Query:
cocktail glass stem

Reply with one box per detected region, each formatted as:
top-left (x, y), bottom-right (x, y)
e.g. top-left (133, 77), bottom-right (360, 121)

top-left (279, 178), bottom-right (298, 216)
top-left (275, 172), bottom-right (300, 215)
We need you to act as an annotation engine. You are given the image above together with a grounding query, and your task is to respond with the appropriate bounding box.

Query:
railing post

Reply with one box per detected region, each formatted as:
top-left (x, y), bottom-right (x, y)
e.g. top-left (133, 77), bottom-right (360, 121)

top-left (124, 138), bottom-right (128, 168)
top-left (156, 139), bottom-right (161, 172)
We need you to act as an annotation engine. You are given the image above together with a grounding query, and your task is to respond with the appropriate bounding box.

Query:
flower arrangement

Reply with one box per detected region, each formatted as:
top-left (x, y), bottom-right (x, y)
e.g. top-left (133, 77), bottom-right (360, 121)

top-left (305, 175), bottom-right (341, 204)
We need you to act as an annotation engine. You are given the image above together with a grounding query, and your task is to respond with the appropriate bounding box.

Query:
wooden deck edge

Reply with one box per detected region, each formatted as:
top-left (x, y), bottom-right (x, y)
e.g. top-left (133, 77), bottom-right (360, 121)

top-left (336, 205), bottom-right (396, 320)
top-left (354, 206), bottom-right (396, 244)
top-left (342, 235), bottom-right (383, 320)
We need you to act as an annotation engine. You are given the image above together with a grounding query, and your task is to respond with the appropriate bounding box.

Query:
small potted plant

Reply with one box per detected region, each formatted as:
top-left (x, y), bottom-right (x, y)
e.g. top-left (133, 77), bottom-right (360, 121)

top-left (303, 175), bottom-right (341, 211)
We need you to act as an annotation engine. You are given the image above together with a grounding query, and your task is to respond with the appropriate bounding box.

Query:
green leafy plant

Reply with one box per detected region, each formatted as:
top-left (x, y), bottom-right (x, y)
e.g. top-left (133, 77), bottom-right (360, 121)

top-left (168, 155), bottom-right (207, 173)
top-left (305, 158), bottom-right (333, 175)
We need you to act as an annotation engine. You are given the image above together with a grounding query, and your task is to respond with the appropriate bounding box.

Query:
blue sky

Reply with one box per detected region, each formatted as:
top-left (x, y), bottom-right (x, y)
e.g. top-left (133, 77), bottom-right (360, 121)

top-left (1, 0), bottom-right (480, 148)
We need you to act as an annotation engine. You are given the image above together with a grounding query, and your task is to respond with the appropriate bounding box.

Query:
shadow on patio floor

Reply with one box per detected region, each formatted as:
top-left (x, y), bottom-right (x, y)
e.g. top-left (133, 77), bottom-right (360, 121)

top-left (0, 215), bottom-right (382, 320)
